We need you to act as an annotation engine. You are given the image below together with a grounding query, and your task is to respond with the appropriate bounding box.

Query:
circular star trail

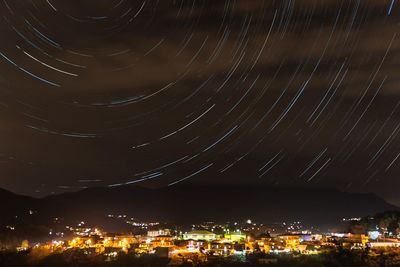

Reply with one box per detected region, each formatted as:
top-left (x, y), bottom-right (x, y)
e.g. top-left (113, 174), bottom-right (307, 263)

top-left (0, 0), bottom-right (399, 203)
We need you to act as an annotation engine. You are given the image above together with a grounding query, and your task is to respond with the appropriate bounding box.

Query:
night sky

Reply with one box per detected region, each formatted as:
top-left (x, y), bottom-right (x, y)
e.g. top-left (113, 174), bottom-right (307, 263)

top-left (0, 1), bottom-right (399, 204)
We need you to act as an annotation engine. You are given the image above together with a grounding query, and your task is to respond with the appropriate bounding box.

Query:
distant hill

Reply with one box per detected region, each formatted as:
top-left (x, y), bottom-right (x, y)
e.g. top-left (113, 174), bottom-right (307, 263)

top-left (0, 188), bottom-right (40, 224)
top-left (0, 185), bottom-right (398, 232)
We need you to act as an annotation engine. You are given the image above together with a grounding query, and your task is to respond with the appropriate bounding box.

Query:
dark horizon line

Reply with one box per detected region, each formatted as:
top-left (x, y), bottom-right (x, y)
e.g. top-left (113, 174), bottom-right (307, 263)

top-left (1, 183), bottom-right (394, 204)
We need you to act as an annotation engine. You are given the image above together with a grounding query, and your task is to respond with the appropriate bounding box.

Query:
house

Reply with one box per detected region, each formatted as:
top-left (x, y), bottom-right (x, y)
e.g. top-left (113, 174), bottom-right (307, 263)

top-left (148, 229), bottom-right (171, 237)
top-left (224, 231), bottom-right (246, 242)
top-left (152, 235), bottom-right (174, 248)
top-left (183, 230), bottom-right (217, 241)
top-left (278, 234), bottom-right (302, 250)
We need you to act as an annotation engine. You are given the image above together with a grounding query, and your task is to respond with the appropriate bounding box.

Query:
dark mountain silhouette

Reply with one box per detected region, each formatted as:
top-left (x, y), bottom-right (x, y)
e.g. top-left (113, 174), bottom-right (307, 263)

top-left (0, 188), bottom-right (41, 223)
top-left (0, 185), bottom-right (398, 232)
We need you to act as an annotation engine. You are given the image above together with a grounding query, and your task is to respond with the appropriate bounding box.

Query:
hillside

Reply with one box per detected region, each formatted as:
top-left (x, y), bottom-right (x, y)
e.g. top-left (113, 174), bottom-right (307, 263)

top-left (0, 185), bottom-right (398, 233)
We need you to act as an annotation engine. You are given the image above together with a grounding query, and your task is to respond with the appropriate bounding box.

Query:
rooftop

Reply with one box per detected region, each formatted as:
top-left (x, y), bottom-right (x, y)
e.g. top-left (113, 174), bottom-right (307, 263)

top-left (186, 230), bottom-right (215, 235)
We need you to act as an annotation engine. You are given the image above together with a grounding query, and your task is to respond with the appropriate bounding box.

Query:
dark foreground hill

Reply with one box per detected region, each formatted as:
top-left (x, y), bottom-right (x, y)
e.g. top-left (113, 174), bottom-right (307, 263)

top-left (0, 185), bottom-right (398, 232)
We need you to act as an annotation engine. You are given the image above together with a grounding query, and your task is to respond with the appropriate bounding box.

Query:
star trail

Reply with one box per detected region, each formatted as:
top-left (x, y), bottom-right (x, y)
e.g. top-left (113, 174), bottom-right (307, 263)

top-left (0, 0), bottom-right (399, 204)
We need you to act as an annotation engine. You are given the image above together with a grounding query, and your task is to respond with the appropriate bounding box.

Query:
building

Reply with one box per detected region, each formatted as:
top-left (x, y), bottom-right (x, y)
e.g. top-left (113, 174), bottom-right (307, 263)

top-left (224, 231), bottom-right (246, 242)
top-left (209, 241), bottom-right (234, 255)
top-left (368, 242), bottom-right (400, 248)
top-left (278, 234), bottom-right (301, 250)
top-left (185, 240), bottom-right (209, 251)
top-left (342, 234), bottom-right (369, 249)
top-left (255, 233), bottom-right (273, 253)
top-left (152, 235), bottom-right (174, 248)
top-left (147, 229), bottom-right (171, 237)
top-left (183, 230), bottom-right (217, 241)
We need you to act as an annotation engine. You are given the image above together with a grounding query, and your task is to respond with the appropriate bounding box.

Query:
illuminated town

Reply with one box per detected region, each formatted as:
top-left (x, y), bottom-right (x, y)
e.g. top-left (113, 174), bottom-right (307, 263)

top-left (4, 215), bottom-right (400, 266)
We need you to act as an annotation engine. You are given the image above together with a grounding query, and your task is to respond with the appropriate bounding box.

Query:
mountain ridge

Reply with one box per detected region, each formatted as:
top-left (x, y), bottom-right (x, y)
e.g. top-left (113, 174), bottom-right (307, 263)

top-left (0, 185), bottom-right (398, 232)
